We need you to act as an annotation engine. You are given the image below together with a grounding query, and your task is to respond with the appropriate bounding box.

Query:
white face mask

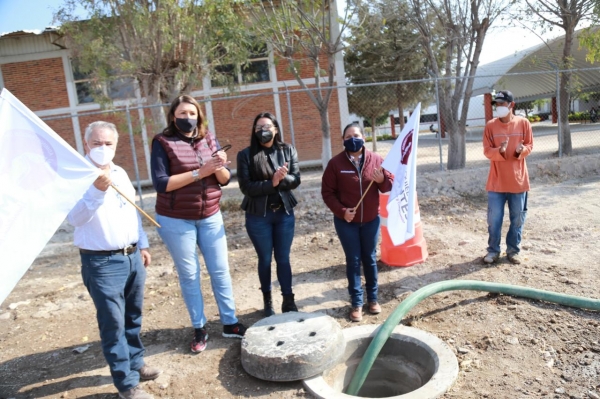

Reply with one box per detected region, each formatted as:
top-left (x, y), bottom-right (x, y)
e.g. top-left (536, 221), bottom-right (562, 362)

top-left (496, 106), bottom-right (510, 118)
top-left (89, 145), bottom-right (115, 166)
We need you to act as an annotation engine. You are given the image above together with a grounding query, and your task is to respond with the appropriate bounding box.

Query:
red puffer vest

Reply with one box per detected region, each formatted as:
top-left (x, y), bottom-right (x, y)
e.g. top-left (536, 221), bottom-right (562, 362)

top-left (154, 132), bottom-right (222, 220)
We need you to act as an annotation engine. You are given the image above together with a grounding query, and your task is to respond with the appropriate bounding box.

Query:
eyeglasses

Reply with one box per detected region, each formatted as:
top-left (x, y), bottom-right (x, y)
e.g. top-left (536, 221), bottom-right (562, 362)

top-left (255, 124), bottom-right (274, 131)
top-left (211, 144), bottom-right (232, 157)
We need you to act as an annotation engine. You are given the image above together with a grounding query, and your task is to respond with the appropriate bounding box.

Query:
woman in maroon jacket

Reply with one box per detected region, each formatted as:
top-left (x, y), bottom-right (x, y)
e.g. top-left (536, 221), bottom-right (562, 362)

top-left (321, 123), bottom-right (393, 322)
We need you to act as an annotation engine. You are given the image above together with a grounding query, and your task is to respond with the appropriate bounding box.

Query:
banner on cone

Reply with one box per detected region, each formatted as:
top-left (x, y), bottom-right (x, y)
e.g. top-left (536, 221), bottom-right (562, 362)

top-left (381, 103), bottom-right (421, 246)
top-left (0, 88), bottom-right (99, 306)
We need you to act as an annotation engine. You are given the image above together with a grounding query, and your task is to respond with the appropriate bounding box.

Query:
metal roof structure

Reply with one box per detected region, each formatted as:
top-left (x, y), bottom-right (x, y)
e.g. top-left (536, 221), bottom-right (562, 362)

top-left (472, 27), bottom-right (600, 102)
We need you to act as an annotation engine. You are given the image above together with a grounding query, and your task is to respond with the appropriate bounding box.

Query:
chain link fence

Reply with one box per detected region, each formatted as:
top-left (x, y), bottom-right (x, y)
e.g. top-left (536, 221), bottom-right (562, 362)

top-left (346, 67), bottom-right (600, 173)
top-left (41, 67), bottom-right (600, 203)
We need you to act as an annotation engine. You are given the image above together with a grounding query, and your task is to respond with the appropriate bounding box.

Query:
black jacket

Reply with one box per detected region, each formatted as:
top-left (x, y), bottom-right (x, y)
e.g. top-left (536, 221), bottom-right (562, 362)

top-left (237, 144), bottom-right (301, 216)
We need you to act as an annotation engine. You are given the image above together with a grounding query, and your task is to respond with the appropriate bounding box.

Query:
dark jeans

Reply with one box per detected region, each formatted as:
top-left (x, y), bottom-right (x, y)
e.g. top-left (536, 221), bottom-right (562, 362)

top-left (245, 209), bottom-right (295, 295)
top-left (333, 216), bottom-right (380, 308)
top-left (487, 191), bottom-right (528, 256)
top-left (80, 248), bottom-right (146, 393)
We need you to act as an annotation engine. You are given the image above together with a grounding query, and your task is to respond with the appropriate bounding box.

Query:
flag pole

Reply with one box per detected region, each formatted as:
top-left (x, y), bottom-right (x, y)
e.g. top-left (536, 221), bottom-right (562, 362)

top-left (111, 184), bottom-right (161, 228)
top-left (353, 180), bottom-right (375, 211)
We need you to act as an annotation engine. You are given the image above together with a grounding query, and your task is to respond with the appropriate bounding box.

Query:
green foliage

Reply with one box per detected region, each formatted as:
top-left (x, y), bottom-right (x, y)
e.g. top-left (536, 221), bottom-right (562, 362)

top-left (527, 115), bottom-right (541, 123)
top-left (515, 101), bottom-right (534, 115)
top-left (568, 111), bottom-right (589, 121)
top-left (365, 134), bottom-right (394, 142)
top-left (578, 90), bottom-right (600, 103)
top-left (581, 26), bottom-right (600, 63)
top-left (347, 85), bottom-right (396, 129)
top-left (345, 0), bottom-right (433, 118)
top-left (242, 0), bottom-right (359, 163)
top-left (55, 0), bottom-right (252, 110)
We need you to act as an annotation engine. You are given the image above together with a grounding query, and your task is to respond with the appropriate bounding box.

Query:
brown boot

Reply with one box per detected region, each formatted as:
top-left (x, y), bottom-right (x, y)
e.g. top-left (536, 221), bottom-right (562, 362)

top-left (138, 364), bottom-right (162, 380)
top-left (349, 306), bottom-right (363, 322)
top-left (368, 302), bottom-right (381, 314)
top-left (118, 386), bottom-right (154, 399)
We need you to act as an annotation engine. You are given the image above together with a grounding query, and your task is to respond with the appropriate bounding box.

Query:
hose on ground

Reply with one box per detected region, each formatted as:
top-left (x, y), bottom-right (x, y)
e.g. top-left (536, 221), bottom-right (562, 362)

top-left (345, 280), bottom-right (600, 396)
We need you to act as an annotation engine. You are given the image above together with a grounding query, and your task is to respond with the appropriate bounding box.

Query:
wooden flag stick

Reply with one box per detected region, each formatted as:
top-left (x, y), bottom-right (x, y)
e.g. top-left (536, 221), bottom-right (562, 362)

top-left (111, 184), bottom-right (161, 228)
top-left (353, 180), bottom-right (375, 211)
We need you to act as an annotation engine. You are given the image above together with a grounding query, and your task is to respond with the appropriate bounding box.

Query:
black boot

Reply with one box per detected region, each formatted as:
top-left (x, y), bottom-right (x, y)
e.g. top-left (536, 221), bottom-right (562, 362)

top-left (263, 291), bottom-right (275, 317)
top-left (281, 294), bottom-right (298, 313)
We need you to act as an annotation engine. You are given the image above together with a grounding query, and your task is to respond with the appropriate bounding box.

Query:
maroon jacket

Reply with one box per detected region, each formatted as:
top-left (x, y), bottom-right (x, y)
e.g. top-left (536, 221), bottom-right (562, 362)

top-left (153, 132), bottom-right (223, 220)
top-left (321, 148), bottom-right (393, 223)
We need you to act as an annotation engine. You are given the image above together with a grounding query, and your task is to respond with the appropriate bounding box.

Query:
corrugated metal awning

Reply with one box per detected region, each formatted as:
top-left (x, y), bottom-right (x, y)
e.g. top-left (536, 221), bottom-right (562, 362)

top-left (472, 27), bottom-right (600, 102)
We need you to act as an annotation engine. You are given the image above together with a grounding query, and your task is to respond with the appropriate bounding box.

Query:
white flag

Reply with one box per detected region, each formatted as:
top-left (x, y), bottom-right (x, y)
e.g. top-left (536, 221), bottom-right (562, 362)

top-left (381, 103), bottom-right (421, 246)
top-left (0, 88), bottom-right (99, 306)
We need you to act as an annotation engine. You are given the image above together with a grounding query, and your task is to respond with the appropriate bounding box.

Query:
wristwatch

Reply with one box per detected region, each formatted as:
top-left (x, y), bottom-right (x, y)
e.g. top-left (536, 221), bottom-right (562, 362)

top-left (192, 169), bottom-right (200, 182)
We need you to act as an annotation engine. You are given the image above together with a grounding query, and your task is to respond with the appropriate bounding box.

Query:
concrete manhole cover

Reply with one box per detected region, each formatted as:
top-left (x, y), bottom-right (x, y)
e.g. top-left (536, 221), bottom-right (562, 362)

top-left (241, 312), bottom-right (346, 381)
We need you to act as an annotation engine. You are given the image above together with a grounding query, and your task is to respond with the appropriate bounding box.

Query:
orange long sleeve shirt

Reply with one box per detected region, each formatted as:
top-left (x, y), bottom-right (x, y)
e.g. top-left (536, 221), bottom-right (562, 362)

top-left (483, 116), bottom-right (533, 193)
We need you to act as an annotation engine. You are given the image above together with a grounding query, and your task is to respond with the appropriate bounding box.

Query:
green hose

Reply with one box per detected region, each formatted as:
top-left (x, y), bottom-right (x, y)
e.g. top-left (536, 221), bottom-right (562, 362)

top-left (345, 279), bottom-right (600, 396)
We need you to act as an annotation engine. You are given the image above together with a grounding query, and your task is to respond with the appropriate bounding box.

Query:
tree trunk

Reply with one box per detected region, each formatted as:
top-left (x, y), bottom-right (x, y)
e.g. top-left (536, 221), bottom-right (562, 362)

top-left (139, 76), bottom-right (167, 132)
top-left (559, 26), bottom-right (574, 156)
top-left (444, 102), bottom-right (465, 170)
top-left (371, 116), bottom-right (377, 153)
top-left (558, 75), bottom-right (573, 155)
top-left (319, 107), bottom-right (332, 169)
top-left (396, 84), bottom-right (406, 130)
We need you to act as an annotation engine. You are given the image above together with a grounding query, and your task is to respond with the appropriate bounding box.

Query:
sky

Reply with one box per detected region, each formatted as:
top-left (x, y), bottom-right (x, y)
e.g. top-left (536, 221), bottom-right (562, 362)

top-left (0, 0), bottom-right (70, 34)
top-left (0, 0), bottom-right (565, 66)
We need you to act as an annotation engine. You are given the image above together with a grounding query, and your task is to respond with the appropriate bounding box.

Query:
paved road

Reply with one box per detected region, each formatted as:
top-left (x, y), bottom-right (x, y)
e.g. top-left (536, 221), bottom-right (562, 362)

top-left (371, 122), bottom-right (600, 173)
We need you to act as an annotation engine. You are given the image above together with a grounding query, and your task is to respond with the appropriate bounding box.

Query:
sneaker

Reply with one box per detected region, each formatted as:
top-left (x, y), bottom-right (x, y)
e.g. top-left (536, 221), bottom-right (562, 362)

top-left (507, 253), bottom-right (522, 264)
top-left (223, 323), bottom-right (246, 338)
top-left (483, 252), bottom-right (499, 264)
top-left (349, 307), bottom-right (363, 322)
top-left (118, 386), bottom-right (154, 399)
top-left (191, 328), bottom-right (208, 353)
top-left (138, 364), bottom-right (162, 380)
top-left (368, 302), bottom-right (381, 314)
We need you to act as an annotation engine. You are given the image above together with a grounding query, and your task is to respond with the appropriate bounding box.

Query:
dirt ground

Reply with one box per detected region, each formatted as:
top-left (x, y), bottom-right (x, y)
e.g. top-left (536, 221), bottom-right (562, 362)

top-left (1, 160), bottom-right (600, 399)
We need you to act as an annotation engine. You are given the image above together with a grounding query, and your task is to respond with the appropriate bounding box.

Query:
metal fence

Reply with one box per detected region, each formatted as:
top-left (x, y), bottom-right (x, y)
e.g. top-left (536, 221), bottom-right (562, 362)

top-left (41, 66), bottom-right (600, 205)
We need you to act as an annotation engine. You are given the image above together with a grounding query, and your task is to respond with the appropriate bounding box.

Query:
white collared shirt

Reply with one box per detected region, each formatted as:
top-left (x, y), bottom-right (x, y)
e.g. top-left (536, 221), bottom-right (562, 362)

top-left (67, 159), bottom-right (149, 251)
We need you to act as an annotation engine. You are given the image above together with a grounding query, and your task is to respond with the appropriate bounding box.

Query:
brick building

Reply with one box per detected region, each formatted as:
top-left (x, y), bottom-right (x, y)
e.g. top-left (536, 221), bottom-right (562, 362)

top-left (0, 28), bottom-right (349, 185)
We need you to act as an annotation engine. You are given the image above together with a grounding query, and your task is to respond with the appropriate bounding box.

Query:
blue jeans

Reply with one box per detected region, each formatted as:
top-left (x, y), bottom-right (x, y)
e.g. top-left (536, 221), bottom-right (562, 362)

top-left (156, 212), bottom-right (238, 328)
top-left (487, 191), bottom-right (528, 256)
top-left (245, 209), bottom-right (295, 295)
top-left (333, 216), bottom-right (380, 308)
top-left (80, 248), bottom-right (146, 393)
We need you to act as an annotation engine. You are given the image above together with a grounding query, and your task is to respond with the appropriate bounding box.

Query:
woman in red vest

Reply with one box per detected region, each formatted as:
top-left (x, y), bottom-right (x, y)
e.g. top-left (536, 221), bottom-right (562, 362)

top-left (151, 95), bottom-right (245, 353)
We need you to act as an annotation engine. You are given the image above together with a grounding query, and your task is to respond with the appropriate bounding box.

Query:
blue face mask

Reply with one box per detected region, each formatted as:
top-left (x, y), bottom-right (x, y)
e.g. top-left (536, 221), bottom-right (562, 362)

top-left (344, 137), bottom-right (364, 153)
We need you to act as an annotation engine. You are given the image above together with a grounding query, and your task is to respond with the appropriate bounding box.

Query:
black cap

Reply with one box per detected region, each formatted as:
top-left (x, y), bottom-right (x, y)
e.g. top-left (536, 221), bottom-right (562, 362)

top-left (491, 90), bottom-right (514, 105)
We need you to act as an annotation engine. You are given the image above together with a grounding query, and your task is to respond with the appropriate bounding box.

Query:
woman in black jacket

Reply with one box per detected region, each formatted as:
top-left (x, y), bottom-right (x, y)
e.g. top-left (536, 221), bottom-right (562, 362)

top-left (237, 112), bottom-right (301, 317)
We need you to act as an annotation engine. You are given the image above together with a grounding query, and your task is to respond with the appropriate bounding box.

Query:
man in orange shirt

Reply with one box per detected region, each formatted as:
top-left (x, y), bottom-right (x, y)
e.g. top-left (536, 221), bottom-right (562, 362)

top-left (483, 90), bottom-right (533, 264)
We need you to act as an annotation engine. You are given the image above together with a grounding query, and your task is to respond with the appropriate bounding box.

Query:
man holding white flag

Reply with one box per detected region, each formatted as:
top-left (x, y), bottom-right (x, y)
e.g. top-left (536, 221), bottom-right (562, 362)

top-left (0, 88), bottom-right (99, 306)
top-left (67, 121), bottom-right (161, 399)
top-left (381, 103), bottom-right (422, 246)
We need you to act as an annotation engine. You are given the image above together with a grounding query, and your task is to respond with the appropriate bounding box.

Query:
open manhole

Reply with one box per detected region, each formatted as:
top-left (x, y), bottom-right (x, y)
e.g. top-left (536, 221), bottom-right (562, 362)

top-left (303, 324), bottom-right (458, 399)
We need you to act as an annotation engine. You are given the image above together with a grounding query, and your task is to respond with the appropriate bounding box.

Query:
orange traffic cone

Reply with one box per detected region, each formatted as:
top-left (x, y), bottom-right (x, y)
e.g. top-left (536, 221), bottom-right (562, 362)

top-left (379, 192), bottom-right (428, 267)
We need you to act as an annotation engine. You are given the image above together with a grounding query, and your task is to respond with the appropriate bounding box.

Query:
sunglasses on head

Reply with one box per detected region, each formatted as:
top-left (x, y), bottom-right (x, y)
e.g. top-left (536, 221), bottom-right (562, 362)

top-left (211, 144), bottom-right (232, 157)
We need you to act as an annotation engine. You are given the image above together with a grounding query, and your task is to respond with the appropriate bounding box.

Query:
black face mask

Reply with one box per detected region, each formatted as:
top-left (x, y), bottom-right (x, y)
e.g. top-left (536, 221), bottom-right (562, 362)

top-left (255, 129), bottom-right (274, 144)
top-left (175, 118), bottom-right (198, 133)
top-left (344, 137), bottom-right (364, 153)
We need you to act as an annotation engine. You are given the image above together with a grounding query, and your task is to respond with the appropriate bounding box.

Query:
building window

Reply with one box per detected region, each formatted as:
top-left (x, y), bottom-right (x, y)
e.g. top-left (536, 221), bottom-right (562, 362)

top-left (71, 60), bottom-right (135, 105)
top-left (211, 43), bottom-right (270, 88)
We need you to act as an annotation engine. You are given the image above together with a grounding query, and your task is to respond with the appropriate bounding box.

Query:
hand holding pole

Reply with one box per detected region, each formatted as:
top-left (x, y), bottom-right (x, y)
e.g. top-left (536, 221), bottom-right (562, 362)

top-left (353, 180), bottom-right (375, 211)
top-left (111, 184), bottom-right (161, 228)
